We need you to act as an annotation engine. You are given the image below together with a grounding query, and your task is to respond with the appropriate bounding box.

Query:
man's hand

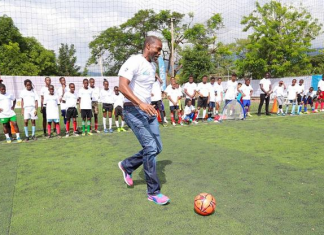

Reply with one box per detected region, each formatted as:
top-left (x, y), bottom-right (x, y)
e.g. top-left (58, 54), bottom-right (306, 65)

top-left (0, 108), bottom-right (3, 113)
top-left (139, 103), bottom-right (157, 116)
top-left (34, 110), bottom-right (37, 116)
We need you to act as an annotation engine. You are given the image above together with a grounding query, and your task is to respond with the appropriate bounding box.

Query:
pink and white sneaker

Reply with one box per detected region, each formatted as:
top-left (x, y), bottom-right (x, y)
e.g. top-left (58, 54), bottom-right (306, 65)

top-left (118, 161), bottom-right (133, 186)
top-left (148, 193), bottom-right (170, 205)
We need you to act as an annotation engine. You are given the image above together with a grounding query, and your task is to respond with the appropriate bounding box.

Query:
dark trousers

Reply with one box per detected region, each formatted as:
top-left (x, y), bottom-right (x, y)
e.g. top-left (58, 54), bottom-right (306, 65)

top-left (258, 94), bottom-right (270, 114)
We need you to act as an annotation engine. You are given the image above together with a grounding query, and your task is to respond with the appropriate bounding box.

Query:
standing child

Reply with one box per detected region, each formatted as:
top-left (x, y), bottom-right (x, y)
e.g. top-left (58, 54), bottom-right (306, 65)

top-left (183, 99), bottom-right (198, 124)
top-left (0, 84), bottom-right (22, 143)
top-left (40, 77), bottom-right (52, 136)
top-left (273, 81), bottom-right (286, 115)
top-left (113, 86), bottom-right (126, 132)
top-left (239, 78), bottom-right (254, 118)
top-left (214, 77), bottom-right (223, 121)
top-left (296, 79), bottom-right (305, 115)
top-left (315, 74), bottom-right (324, 112)
top-left (20, 79), bottom-right (38, 141)
top-left (44, 85), bottom-right (61, 138)
top-left (58, 77), bottom-right (69, 125)
top-left (286, 79), bottom-right (298, 115)
top-left (89, 78), bottom-right (100, 133)
top-left (100, 80), bottom-right (115, 133)
top-left (62, 83), bottom-right (79, 137)
top-left (79, 79), bottom-right (93, 136)
top-left (167, 82), bottom-right (183, 126)
top-left (303, 87), bottom-right (316, 113)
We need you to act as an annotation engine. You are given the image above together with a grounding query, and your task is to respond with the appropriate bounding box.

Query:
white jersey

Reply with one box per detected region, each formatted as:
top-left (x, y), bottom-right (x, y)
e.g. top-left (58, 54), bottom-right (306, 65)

top-left (296, 84), bottom-right (305, 95)
top-left (197, 82), bottom-right (210, 97)
top-left (224, 80), bottom-right (238, 100)
top-left (20, 89), bottom-right (38, 108)
top-left (208, 83), bottom-right (216, 102)
top-left (90, 86), bottom-right (100, 102)
top-left (0, 93), bottom-right (16, 118)
top-left (44, 94), bottom-right (60, 119)
top-left (40, 86), bottom-right (50, 105)
top-left (100, 89), bottom-right (115, 104)
top-left (183, 82), bottom-right (197, 99)
top-left (240, 84), bottom-right (253, 100)
top-left (151, 80), bottom-right (162, 102)
top-left (78, 88), bottom-right (92, 109)
top-left (57, 86), bottom-right (69, 110)
top-left (167, 87), bottom-right (182, 106)
top-left (273, 85), bottom-right (285, 97)
top-left (184, 105), bottom-right (195, 115)
top-left (287, 85), bottom-right (297, 100)
top-left (306, 91), bottom-right (316, 99)
top-left (62, 91), bottom-right (78, 108)
top-left (214, 83), bottom-right (224, 102)
top-left (114, 93), bottom-right (124, 108)
top-left (118, 54), bottom-right (156, 104)
top-left (318, 80), bottom-right (324, 91)
top-left (259, 78), bottom-right (271, 94)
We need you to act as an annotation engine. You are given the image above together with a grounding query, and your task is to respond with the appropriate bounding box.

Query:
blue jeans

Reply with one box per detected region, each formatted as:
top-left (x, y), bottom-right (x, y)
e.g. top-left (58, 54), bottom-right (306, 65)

top-left (121, 106), bottom-right (162, 195)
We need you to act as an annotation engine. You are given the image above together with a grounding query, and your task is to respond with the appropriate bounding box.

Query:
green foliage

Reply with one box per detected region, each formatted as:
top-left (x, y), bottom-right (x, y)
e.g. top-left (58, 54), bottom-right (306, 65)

top-left (310, 51), bottom-right (324, 74)
top-left (57, 43), bottom-right (81, 76)
top-left (237, 1), bottom-right (322, 78)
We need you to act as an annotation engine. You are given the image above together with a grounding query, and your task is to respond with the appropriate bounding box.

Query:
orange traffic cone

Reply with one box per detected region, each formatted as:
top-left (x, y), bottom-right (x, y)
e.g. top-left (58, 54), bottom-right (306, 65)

top-left (271, 99), bottom-right (278, 114)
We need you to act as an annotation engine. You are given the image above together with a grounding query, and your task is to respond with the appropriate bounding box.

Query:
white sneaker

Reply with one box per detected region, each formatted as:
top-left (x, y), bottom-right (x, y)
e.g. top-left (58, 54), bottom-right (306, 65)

top-left (164, 118), bottom-right (168, 123)
top-left (96, 130), bottom-right (101, 133)
top-left (180, 122), bottom-right (183, 126)
top-left (172, 122), bottom-right (176, 126)
top-left (193, 120), bottom-right (198, 124)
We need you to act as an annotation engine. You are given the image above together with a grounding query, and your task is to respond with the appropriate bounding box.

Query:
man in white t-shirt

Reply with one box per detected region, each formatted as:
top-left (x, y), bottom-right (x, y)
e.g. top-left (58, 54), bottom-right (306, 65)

top-left (40, 77), bottom-right (52, 136)
top-left (117, 36), bottom-right (169, 205)
top-left (183, 75), bottom-right (197, 106)
top-left (316, 74), bottom-right (324, 111)
top-left (273, 80), bottom-right (286, 115)
top-left (197, 75), bottom-right (210, 121)
top-left (79, 78), bottom-right (93, 136)
top-left (258, 72), bottom-right (272, 116)
top-left (167, 83), bottom-right (183, 126)
top-left (151, 77), bottom-right (166, 126)
top-left (239, 78), bottom-right (254, 118)
top-left (285, 79), bottom-right (298, 115)
top-left (89, 78), bottom-right (100, 133)
top-left (100, 79), bottom-right (115, 133)
top-left (58, 77), bottom-right (69, 126)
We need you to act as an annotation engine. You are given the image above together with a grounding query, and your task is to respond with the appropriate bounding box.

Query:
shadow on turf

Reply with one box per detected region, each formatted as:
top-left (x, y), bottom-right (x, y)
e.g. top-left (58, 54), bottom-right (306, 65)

top-left (133, 160), bottom-right (172, 186)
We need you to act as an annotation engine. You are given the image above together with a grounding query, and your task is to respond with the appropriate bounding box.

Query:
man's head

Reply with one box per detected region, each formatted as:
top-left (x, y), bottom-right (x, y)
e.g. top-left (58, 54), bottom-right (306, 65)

top-left (171, 82), bottom-right (177, 89)
top-left (114, 86), bottom-right (119, 95)
top-left (83, 79), bottom-right (89, 89)
top-left (69, 83), bottom-right (75, 93)
top-left (245, 78), bottom-right (250, 86)
top-left (0, 84), bottom-right (6, 95)
top-left (265, 72), bottom-right (271, 79)
top-left (45, 77), bottom-right (51, 86)
top-left (202, 75), bottom-right (208, 83)
top-left (309, 87), bottom-right (314, 92)
top-left (103, 80), bottom-right (109, 90)
top-left (279, 80), bottom-right (284, 86)
top-left (59, 77), bottom-right (66, 86)
top-left (170, 77), bottom-right (176, 86)
top-left (237, 82), bottom-right (242, 89)
top-left (231, 73), bottom-right (237, 82)
top-left (210, 76), bottom-right (216, 84)
top-left (143, 36), bottom-right (162, 62)
top-left (299, 79), bottom-right (304, 85)
top-left (48, 85), bottom-right (55, 95)
top-left (89, 78), bottom-right (95, 88)
top-left (189, 75), bottom-right (194, 83)
top-left (217, 77), bottom-right (222, 85)
top-left (24, 79), bottom-right (33, 91)
top-left (292, 79), bottom-right (297, 85)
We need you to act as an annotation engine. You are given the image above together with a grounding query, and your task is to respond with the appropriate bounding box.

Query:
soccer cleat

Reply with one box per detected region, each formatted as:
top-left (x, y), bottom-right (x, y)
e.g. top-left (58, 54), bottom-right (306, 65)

top-left (118, 161), bottom-right (133, 186)
top-left (172, 122), bottom-right (176, 126)
top-left (31, 136), bottom-right (37, 141)
top-left (180, 122), bottom-right (184, 126)
top-left (57, 135), bottom-right (62, 139)
top-left (65, 132), bottom-right (69, 138)
top-left (117, 128), bottom-right (121, 133)
top-left (6, 138), bottom-right (12, 144)
top-left (277, 113), bottom-right (280, 116)
top-left (104, 129), bottom-right (109, 133)
top-left (247, 112), bottom-right (252, 117)
top-left (95, 130), bottom-right (101, 133)
top-left (193, 120), bottom-right (198, 124)
top-left (147, 193), bottom-right (170, 205)
top-left (73, 132), bottom-right (79, 137)
top-left (109, 129), bottom-right (114, 133)
top-left (16, 137), bottom-right (22, 143)
top-left (88, 132), bottom-right (93, 136)
top-left (82, 132), bottom-right (86, 136)
top-left (120, 127), bottom-right (126, 132)
top-left (214, 120), bottom-right (219, 123)
top-left (24, 137), bottom-right (30, 142)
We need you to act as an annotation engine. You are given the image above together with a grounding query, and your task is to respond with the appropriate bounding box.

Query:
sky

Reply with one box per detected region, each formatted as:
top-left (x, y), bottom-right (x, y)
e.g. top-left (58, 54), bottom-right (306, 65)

top-left (1, 0), bottom-right (324, 74)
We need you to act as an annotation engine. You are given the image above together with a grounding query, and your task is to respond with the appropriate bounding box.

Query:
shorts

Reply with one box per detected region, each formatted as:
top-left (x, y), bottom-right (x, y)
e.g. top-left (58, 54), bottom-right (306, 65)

top-left (24, 106), bottom-right (38, 120)
top-left (288, 99), bottom-right (297, 105)
top-left (81, 109), bottom-right (93, 119)
top-left (303, 97), bottom-right (313, 105)
top-left (319, 91), bottom-right (324, 100)
top-left (170, 105), bottom-right (179, 112)
top-left (61, 109), bottom-right (66, 118)
top-left (0, 115), bottom-right (17, 124)
top-left (47, 119), bottom-right (59, 123)
top-left (66, 107), bottom-right (78, 119)
top-left (92, 101), bottom-right (99, 115)
top-left (277, 96), bottom-right (285, 106)
top-left (197, 97), bottom-right (208, 108)
top-left (242, 100), bottom-right (251, 107)
top-left (115, 106), bottom-right (123, 117)
top-left (297, 94), bottom-right (303, 104)
top-left (151, 100), bottom-right (163, 111)
top-left (42, 106), bottom-right (47, 119)
top-left (209, 101), bottom-right (215, 108)
top-left (185, 98), bottom-right (196, 106)
top-left (102, 103), bottom-right (114, 112)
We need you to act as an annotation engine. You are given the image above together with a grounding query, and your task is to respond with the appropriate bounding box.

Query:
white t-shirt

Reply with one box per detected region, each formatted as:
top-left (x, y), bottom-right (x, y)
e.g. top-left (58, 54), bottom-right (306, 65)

top-left (40, 86), bottom-right (50, 105)
top-left (44, 94), bottom-right (59, 119)
top-left (183, 82), bottom-right (197, 99)
top-left (214, 83), bottom-right (224, 101)
top-left (62, 91), bottom-right (78, 108)
top-left (78, 88), bottom-right (93, 109)
top-left (167, 87), bottom-right (182, 106)
top-left (197, 82), bottom-right (210, 97)
top-left (57, 86), bottom-right (69, 110)
top-left (114, 93), bottom-right (124, 108)
top-left (20, 89), bottom-right (38, 108)
top-left (118, 54), bottom-right (156, 104)
top-left (100, 89), bottom-right (115, 104)
top-left (151, 80), bottom-right (162, 102)
top-left (0, 93), bottom-right (16, 118)
top-left (273, 85), bottom-right (285, 97)
top-left (318, 80), bottom-right (324, 91)
top-left (208, 83), bottom-right (217, 102)
top-left (259, 78), bottom-right (271, 94)
top-left (90, 87), bottom-right (100, 102)
top-left (239, 84), bottom-right (254, 100)
top-left (224, 80), bottom-right (238, 100)
top-left (306, 91), bottom-right (316, 99)
top-left (287, 85), bottom-right (297, 100)
top-left (184, 105), bottom-right (195, 115)
top-left (296, 84), bottom-right (305, 95)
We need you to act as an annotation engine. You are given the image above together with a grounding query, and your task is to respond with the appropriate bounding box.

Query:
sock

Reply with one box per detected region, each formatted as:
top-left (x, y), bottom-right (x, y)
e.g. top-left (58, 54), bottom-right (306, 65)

top-left (87, 121), bottom-right (90, 132)
top-left (24, 126), bottom-right (29, 137)
top-left (47, 124), bottom-right (51, 135)
top-left (208, 111), bottom-right (212, 118)
top-left (285, 106), bottom-right (289, 113)
top-left (66, 121), bottom-right (70, 132)
top-left (55, 123), bottom-right (60, 135)
top-left (43, 128), bottom-right (46, 134)
top-left (321, 102), bottom-right (324, 110)
top-left (215, 110), bottom-right (219, 115)
top-left (315, 102), bottom-right (319, 109)
top-left (170, 113), bottom-right (175, 123)
top-left (213, 107), bottom-right (216, 115)
top-left (16, 133), bottom-right (20, 138)
top-left (178, 116), bottom-right (182, 123)
top-left (32, 126), bottom-right (36, 136)
top-left (73, 121), bottom-right (77, 132)
top-left (103, 117), bottom-right (107, 130)
top-left (115, 121), bottom-right (119, 128)
top-left (5, 133), bottom-right (10, 139)
top-left (298, 105), bottom-right (302, 113)
top-left (109, 118), bottom-right (112, 129)
top-left (292, 105), bottom-right (296, 114)
top-left (280, 109), bottom-right (283, 113)
top-left (82, 121), bottom-right (85, 133)
top-left (202, 110), bottom-right (206, 119)
top-left (193, 112), bottom-right (198, 121)
top-left (304, 106), bottom-right (307, 112)
top-left (312, 107), bottom-right (315, 111)
top-left (164, 116), bottom-right (167, 121)
top-left (95, 121), bottom-right (98, 130)
top-left (121, 121), bottom-right (125, 127)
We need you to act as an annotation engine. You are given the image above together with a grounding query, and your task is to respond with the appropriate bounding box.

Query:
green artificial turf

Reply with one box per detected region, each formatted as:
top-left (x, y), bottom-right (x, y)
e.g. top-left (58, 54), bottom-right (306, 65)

top-left (1, 112), bottom-right (324, 234)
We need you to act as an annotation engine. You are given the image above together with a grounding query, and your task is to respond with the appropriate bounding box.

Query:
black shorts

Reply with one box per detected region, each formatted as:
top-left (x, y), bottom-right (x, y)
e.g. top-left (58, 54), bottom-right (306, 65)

top-left (297, 94), bottom-right (303, 104)
top-left (185, 98), bottom-right (196, 106)
top-left (81, 109), bottom-right (93, 119)
top-left (198, 97), bottom-right (208, 108)
top-left (170, 105), bottom-right (179, 112)
top-left (102, 103), bottom-right (114, 112)
top-left (151, 100), bottom-right (163, 111)
top-left (115, 106), bottom-right (123, 117)
top-left (42, 106), bottom-right (47, 119)
top-left (66, 107), bottom-right (78, 119)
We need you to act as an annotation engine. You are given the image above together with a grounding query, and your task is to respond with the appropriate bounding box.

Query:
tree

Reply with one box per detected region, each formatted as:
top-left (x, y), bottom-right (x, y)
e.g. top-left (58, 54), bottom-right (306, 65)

top-left (310, 50), bottom-right (324, 74)
top-left (57, 43), bottom-right (80, 76)
top-left (237, 1), bottom-right (322, 78)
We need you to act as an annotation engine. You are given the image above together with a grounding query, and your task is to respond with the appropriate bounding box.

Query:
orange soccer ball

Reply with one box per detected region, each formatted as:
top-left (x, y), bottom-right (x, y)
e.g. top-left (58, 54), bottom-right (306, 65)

top-left (194, 193), bottom-right (216, 216)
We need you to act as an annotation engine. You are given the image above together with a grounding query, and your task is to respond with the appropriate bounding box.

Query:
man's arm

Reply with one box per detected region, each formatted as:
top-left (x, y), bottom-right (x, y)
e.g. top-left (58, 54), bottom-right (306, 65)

top-left (12, 99), bottom-right (16, 110)
top-left (21, 98), bottom-right (24, 115)
top-left (260, 84), bottom-right (267, 94)
top-left (40, 95), bottom-right (44, 113)
top-left (119, 76), bottom-right (157, 116)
